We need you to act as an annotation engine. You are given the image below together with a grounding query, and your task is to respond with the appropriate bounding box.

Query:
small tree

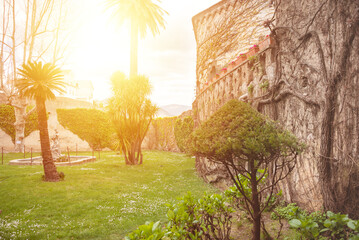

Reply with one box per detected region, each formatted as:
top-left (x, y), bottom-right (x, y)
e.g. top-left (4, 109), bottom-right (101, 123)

top-left (108, 72), bottom-right (158, 165)
top-left (192, 100), bottom-right (304, 240)
top-left (57, 108), bottom-right (116, 151)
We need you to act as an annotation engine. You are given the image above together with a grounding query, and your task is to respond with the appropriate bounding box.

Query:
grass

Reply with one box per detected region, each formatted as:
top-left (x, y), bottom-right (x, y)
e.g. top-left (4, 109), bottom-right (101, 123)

top-left (0, 151), bottom-right (217, 239)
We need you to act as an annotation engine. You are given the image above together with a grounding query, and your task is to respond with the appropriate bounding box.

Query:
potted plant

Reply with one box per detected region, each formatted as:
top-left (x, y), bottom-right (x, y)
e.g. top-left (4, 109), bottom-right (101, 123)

top-left (221, 68), bottom-right (228, 74)
top-left (229, 61), bottom-right (237, 70)
top-left (236, 53), bottom-right (247, 64)
top-left (247, 44), bottom-right (259, 57)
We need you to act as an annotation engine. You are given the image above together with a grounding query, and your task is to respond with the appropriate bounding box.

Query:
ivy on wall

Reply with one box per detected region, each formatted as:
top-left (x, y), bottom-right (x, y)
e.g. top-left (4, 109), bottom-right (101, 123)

top-left (0, 104), bottom-right (38, 143)
top-left (57, 108), bottom-right (116, 150)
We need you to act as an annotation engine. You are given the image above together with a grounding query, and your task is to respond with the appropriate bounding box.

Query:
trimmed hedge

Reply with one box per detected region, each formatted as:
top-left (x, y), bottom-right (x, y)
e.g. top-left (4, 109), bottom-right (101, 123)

top-left (57, 108), bottom-right (116, 150)
top-left (0, 104), bottom-right (38, 143)
top-left (145, 117), bottom-right (178, 151)
top-left (174, 116), bottom-right (194, 153)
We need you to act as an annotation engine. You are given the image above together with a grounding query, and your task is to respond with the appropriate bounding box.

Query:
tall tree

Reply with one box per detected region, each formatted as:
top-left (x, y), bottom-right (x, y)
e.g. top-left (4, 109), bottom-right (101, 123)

top-left (0, 0), bottom-right (70, 152)
top-left (109, 72), bottom-right (158, 165)
top-left (106, 0), bottom-right (167, 77)
top-left (17, 61), bottom-right (66, 182)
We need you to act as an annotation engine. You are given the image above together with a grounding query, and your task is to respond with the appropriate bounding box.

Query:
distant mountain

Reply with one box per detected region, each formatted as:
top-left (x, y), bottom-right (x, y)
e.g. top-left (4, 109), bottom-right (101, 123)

top-left (160, 104), bottom-right (191, 117)
top-left (156, 108), bottom-right (173, 118)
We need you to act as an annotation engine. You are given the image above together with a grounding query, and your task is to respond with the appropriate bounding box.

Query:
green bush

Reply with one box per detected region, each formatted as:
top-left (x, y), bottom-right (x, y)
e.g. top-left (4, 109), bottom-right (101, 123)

top-left (272, 204), bottom-right (359, 239)
top-left (174, 116), bottom-right (194, 153)
top-left (0, 104), bottom-right (38, 143)
top-left (166, 192), bottom-right (234, 240)
top-left (191, 99), bottom-right (303, 239)
top-left (124, 221), bottom-right (167, 240)
top-left (125, 191), bottom-right (234, 240)
top-left (57, 108), bottom-right (116, 150)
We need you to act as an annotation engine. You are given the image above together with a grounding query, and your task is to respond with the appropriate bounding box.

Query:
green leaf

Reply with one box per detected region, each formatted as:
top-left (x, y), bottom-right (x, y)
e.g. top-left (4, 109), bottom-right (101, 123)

top-left (323, 219), bottom-right (332, 228)
top-left (152, 221), bottom-right (160, 232)
top-left (289, 219), bottom-right (302, 228)
top-left (348, 220), bottom-right (357, 230)
top-left (326, 211), bottom-right (334, 218)
top-left (167, 210), bottom-right (174, 219)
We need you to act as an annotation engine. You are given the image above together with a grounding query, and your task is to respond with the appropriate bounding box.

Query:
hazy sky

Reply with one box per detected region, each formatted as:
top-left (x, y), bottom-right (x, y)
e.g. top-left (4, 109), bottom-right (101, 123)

top-left (66, 0), bottom-right (220, 107)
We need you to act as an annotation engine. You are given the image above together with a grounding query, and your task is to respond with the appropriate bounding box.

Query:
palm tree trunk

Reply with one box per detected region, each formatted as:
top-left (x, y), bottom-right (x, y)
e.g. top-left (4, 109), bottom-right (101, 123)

top-left (36, 98), bottom-right (60, 182)
top-left (130, 19), bottom-right (138, 78)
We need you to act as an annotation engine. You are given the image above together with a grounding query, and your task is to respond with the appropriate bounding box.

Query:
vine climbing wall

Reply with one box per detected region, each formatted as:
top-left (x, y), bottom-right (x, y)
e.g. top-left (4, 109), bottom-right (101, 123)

top-left (192, 0), bottom-right (359, 217)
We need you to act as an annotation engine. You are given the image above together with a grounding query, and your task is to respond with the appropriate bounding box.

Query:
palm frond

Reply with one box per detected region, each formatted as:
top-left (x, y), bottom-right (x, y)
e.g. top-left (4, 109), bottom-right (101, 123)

top-left (16, 61), bottom-right (66, 101)
top-left (106, 0), bottom-right (167, 38)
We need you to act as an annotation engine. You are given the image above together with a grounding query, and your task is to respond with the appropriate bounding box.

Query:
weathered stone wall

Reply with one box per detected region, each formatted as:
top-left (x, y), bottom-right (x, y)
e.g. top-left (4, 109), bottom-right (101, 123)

top-left (271, 0), bottom-right (359, 217)
top-left (192, 0), bottom-right (272, 93)
top-left (192, 0), bottom-right (359, 216)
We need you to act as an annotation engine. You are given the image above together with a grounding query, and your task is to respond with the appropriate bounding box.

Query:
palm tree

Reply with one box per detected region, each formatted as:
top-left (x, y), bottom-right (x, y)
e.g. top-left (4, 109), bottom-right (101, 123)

top-left (107, 0), bottom-right (167, 77)
top-left (17, 61), bottom-right (66, 182)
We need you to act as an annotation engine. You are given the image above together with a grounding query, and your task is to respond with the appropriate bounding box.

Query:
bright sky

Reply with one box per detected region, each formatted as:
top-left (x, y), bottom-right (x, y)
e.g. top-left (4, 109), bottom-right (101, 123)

top-left (65, 0), bottom-right (220, 106)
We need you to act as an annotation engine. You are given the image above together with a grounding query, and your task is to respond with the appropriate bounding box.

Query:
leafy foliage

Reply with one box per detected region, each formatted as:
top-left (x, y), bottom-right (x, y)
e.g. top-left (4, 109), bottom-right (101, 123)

top-left (0, 104), bottom-right (39, 143)
top-left (125, 191), bottom-right (234, 240)
top-left (259, 80), bottom-right (269, 90)
top-left (17, 61), bottom-right (66, 101)
top-left (106, 0), bottom-right (167, 38)
top-left (109, 72), bottom-right (158, 165)
top-left (124, 221), bottom-right (165, 240)
top-left (166, 192), bottom-right (234, 240)
top-left (191, 99), bottom-right (304, 239)
top-left (57, 108), bottom-right (116, 150)
top-left (174, 116), bottom-right (194, 153)
top-left (272, 203), bottom-right (359, 239)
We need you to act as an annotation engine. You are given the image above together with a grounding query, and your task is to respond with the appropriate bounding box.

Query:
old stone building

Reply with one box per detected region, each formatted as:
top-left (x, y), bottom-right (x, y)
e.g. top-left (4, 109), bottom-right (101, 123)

top-left (192, 0), bottom-right (359, 217)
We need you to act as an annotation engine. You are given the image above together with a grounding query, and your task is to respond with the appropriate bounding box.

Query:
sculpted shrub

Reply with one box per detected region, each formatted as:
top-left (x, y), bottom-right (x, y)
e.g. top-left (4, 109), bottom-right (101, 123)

top-left (0, 104), bottom-right (38, 143)
top-left (57, 108), bottom-right (116, 150)
top-left (192, 99), bottom-right (304, 240)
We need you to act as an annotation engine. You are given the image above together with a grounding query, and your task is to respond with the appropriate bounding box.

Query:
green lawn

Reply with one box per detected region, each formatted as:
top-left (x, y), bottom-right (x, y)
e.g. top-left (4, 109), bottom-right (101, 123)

top-left (0, 151), bottom-right (217, 239)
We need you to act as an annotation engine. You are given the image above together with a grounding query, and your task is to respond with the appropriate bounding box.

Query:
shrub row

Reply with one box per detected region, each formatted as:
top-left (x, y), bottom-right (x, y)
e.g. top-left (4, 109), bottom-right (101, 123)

top-left (174, 116), bottom-right (193, 153)
top-left (57, 108), bottom-right (117, 150)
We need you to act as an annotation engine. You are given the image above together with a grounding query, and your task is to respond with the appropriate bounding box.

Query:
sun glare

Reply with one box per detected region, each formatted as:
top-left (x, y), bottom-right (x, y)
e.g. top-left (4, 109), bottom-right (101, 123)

top-left (64, 0), bottom-right (220, 104)
top-left (68, 1), bottom-right (131, 96)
